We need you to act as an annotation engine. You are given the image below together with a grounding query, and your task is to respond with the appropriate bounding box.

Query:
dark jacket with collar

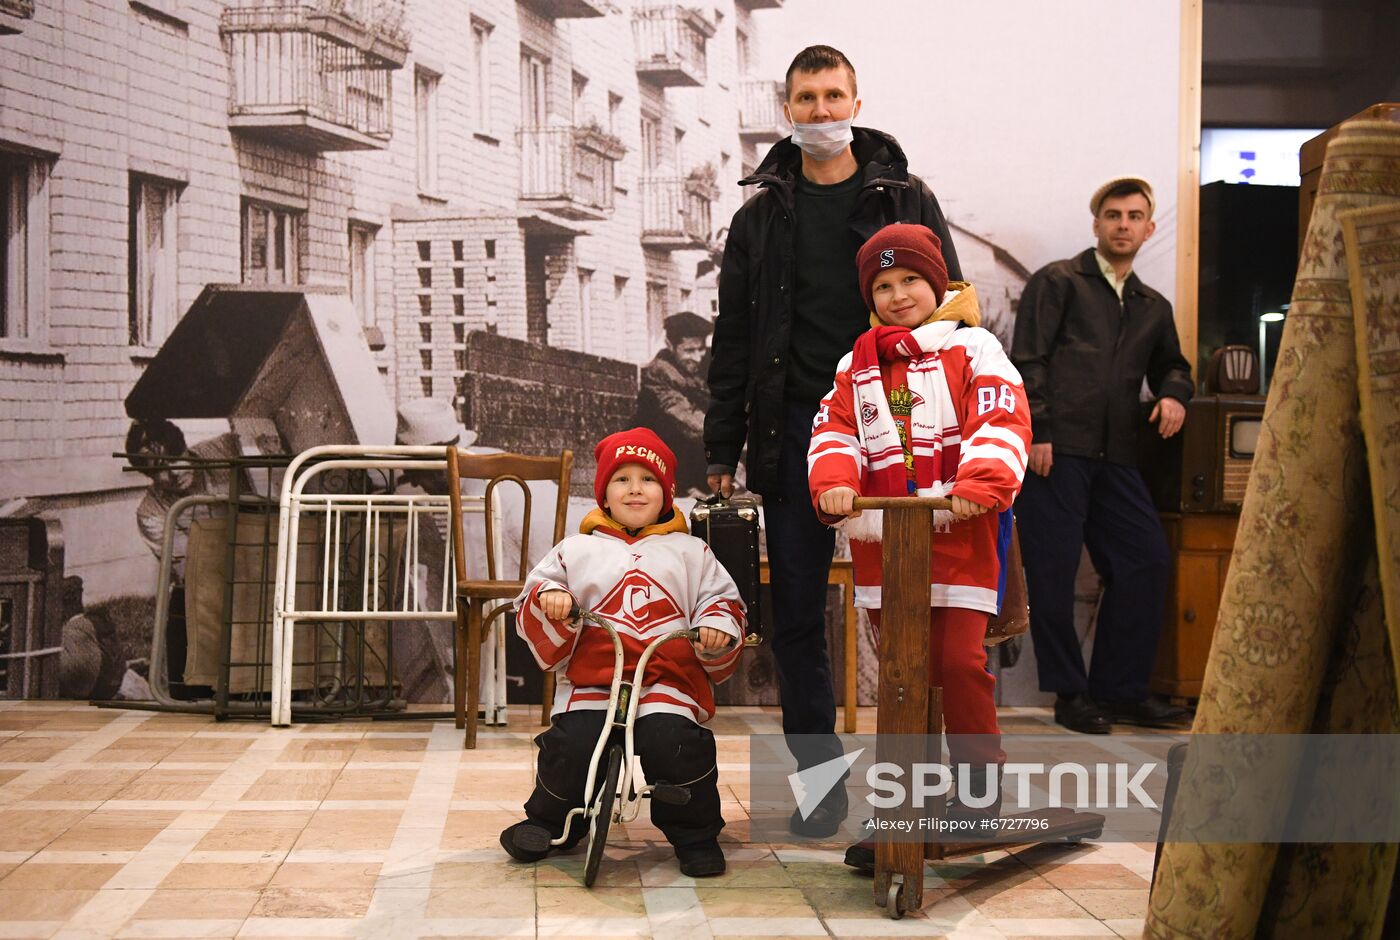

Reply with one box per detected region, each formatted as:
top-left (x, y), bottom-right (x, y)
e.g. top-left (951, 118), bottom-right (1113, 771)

top-left (634, 347), bottom-right (709, 493)
top-left (703, 127), bottom-right (962, 496)
top-left (1010, 248), bottom-right (1194, 466)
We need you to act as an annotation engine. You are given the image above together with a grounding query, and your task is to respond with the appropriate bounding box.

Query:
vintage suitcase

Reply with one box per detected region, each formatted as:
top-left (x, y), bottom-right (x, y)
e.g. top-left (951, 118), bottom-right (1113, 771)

top-left (689, 496), bottom-right (763, 645)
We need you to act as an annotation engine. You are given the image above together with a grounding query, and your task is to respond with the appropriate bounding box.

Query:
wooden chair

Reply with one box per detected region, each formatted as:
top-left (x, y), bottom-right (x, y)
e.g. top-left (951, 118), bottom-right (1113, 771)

top-left (446, 448), bottom-right (573, 749)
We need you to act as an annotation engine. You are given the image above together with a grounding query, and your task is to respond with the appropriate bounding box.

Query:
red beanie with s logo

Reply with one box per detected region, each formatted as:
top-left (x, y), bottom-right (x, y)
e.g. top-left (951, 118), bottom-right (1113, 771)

top-left (856, 223), bottom-right (950, 314)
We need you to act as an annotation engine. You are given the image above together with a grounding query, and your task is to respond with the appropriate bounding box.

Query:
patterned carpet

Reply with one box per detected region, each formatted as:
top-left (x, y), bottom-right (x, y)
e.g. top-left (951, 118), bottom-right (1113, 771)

top-left (0, 702), bottom-right (1155, 939)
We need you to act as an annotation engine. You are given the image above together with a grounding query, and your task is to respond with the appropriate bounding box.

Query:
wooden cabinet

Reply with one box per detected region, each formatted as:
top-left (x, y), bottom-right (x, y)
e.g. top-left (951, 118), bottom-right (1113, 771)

top-left (1152, 513), bottom-right (1238, 698)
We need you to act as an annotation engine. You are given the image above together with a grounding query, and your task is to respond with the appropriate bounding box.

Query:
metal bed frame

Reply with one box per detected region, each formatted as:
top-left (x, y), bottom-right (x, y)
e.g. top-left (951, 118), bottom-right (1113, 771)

top-left (111, 446), bottom-right (508, 725)
top-left (269, 445), bottom-right (506, 727)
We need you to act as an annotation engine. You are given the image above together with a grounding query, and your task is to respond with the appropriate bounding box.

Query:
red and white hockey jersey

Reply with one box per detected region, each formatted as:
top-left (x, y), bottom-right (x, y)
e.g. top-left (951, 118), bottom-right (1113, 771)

top-left (515, 508), bottom-right (746, 724)
top-left (808, 286), bottom-right (1032, 614)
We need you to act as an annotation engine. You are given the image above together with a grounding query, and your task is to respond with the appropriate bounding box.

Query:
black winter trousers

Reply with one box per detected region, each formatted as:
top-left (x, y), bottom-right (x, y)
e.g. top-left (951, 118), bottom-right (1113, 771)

top-left (762, 399), bottom-right (845, 774)
top-left (524, 710), bottom-right (723, 850)
top-left (1014, 454), bottom-right (1171, 702)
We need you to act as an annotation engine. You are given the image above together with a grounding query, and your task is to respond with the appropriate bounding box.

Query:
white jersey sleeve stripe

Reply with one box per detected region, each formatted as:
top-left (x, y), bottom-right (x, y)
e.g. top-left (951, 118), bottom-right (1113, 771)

top-left (967, 424), bottom-right (1029, 465)
top-left (959, 443), bottom-right (1026, 479)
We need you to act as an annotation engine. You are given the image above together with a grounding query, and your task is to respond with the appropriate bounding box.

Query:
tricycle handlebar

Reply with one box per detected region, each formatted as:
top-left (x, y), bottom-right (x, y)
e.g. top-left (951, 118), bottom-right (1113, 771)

top-left (568, 605), bottom-right (738, 659)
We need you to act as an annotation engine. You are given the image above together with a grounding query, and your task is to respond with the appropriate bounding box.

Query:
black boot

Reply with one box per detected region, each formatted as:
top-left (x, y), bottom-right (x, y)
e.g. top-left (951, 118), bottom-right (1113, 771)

top-left (1054, 692), bottom-right (1112, 734)
top-left (1102, 696), bottom-right (1191, 729)
top-left (499, 819), bottom-right (583, 863)
top-left (843, 836), bottom-right (876, 873)
top-left (499, 821), bottom-right (554, 862)
top-left (676, 840), bottom-right (726, 878)
top-left (788, 784), bottom-right (849, 838)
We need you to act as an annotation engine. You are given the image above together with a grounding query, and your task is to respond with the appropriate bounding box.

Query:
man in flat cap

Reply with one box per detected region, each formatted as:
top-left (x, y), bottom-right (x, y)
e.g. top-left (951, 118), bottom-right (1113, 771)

top-left (635, 311), bottom-right (714, 496)
top-left (1010, 176), bottom-right (1193, 734)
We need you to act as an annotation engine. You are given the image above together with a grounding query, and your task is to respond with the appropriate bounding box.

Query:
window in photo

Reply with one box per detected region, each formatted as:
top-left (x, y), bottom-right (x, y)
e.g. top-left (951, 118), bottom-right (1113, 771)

top-left (1, 151), bottom-right (50, 344)
top-left (241, 199), bottom-right (300, 285)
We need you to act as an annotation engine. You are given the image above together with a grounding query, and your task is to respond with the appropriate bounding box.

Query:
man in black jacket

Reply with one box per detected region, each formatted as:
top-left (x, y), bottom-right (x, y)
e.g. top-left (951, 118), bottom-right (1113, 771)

top-left (704, 45), bottom-right (961, 835)
top-left (635, 311), bottom-right (713, 496)
top-left (1011, 177), bottom-right (1192, 734)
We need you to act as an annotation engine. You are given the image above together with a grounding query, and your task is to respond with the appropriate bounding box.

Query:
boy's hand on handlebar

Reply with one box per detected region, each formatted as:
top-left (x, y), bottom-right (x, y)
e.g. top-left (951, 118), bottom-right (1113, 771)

top-left (950, 495), bottom-right (991, 520)
top-left (818, 486), bottom-right (861, 518)
top-left (539, 589), bottom-right (575, 622)
top-left (696, 627), bottom-right (730, 652)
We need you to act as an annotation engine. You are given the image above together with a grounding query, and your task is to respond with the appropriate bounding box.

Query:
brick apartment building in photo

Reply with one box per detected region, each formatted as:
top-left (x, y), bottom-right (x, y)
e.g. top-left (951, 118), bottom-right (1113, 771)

top-left (0, 0), bottom-right (788, 609)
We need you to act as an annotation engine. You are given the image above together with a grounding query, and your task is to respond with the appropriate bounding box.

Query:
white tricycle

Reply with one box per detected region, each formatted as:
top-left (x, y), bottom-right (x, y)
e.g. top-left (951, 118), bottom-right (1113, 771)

top-left (517, 605), bottom-right (735, 887)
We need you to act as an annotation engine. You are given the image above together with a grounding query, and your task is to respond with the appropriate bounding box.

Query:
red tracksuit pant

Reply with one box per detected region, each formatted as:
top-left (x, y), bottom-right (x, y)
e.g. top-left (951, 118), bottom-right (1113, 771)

top-left (867, 606), bottom-right (1004, 767)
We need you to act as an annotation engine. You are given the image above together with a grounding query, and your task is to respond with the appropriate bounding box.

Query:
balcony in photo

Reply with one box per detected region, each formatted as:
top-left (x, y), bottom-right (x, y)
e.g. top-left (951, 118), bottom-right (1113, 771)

top-left (632, 5), bottom-right (715, 88)
top-left (518, 124), bottom-right (626, 222)
top-left (220, 0), bottom-right (411, 152)
top-left (640, 174), bottom-right (717, 251)
top-left (517, 0), bottom-right (607, 20)
top-left (739, 80), bottom-right (786, 144)
top-left (0, 0), bottom-right (34, 34)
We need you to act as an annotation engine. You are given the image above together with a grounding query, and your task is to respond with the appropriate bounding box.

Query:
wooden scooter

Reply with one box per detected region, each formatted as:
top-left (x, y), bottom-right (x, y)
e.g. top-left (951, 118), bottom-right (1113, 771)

top-left (854, 495), bottom-right (1106, 919)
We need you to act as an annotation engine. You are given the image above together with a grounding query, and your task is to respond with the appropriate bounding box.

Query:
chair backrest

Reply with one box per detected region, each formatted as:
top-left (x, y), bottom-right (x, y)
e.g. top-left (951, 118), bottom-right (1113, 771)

top-left (445, 448), bottom-right (574, 586)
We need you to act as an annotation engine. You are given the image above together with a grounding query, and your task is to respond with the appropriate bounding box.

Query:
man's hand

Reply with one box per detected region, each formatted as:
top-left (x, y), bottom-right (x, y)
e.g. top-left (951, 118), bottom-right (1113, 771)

top-left (707, 473), bottom-right (735, 499)
top-left (1028, 442), bottom-right (1054, 477)
top-left (696, 627), bottom-right (731, 652)
top-left (950, 495), bottom-right (991, 520)
top-left (539, 589), bottom-right (575, 622)
top-left (1150, 397), bottom-right (1186, 438)
top-left (817, 486), bottom-right (861, 518)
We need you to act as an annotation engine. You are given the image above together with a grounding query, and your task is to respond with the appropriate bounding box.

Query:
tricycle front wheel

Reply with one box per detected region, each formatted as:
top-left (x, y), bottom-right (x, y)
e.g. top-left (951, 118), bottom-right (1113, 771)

top-left (583, 744), bottom-right (623, 887)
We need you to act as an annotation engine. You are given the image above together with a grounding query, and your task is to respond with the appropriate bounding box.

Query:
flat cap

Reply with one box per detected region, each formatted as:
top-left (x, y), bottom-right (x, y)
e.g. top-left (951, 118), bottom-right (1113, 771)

top-left (1090, 176), bottom-right (1155, 215)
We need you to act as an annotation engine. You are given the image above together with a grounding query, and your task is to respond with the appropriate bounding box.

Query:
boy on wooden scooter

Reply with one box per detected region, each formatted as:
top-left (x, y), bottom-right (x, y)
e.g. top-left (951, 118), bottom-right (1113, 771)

top-left (808, 224), bottom-right (1033, 871)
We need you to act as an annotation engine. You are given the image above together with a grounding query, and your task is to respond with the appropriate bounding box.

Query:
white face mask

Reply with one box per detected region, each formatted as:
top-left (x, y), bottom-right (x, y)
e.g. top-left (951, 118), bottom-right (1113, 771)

top-left (789, 118), bottom-right (854, 160)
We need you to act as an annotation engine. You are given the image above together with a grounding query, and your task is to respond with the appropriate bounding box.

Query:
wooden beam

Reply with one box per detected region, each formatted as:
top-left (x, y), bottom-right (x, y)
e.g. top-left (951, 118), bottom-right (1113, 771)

top-left (1176, 0), bottom-right (1204, 366)
top-left (872, 504), bottom-right (934, 914)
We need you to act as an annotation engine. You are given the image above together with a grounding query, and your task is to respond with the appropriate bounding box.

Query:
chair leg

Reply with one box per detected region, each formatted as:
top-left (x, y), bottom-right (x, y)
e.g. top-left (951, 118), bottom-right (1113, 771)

top-left (453, 606), bottom-right (468, 730)
top-left (466, 602), bottom-right (482, 749)
top-left (540, 672), bottom-right (554, 726)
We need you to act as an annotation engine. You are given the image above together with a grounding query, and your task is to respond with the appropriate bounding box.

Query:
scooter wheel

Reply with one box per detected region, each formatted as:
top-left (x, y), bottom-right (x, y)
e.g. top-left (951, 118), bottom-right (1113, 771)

top-left (583, 744), bottom-right (623, 888)
top-left (886, 881), bottom-right (906, 920)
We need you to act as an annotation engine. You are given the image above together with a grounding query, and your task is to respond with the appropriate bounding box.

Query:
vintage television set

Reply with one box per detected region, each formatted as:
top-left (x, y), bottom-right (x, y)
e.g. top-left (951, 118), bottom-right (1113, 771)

top-left (1140, 345), bottom-right (1266, 514)
top-left (1177, 395), bottom-right (1266, 512)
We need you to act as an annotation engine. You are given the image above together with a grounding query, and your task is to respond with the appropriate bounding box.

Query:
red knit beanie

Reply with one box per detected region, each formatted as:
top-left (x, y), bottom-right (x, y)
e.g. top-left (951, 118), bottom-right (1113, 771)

top-left (593, 427), bottom-right (677, 514)
top-left (856, 223), bottom-right (950, 314)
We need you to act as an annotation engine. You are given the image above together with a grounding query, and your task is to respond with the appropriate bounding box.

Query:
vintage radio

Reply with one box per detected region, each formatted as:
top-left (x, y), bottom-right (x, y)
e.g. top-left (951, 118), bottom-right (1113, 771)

top-left (1179, 395), bottom-right (1266, 512)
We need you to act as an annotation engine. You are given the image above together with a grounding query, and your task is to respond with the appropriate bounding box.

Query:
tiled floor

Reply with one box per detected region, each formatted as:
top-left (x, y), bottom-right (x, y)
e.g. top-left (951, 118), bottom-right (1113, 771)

top-left (0, 702), bottom-right (1153, 939)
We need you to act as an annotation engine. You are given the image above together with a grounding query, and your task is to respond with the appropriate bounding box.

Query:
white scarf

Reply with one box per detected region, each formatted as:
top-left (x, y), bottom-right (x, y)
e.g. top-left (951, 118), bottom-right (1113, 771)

top-left (840, 315), bottom-right (963, 541)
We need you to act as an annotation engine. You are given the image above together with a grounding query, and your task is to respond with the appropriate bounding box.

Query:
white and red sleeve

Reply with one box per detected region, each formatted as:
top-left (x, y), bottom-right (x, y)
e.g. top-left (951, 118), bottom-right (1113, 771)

top-left (807, 357), bottom-right (864, 524)
top-left (689, 544), bottom-right (747, 685)
top-left (948, 329), bottom-right (1032, 511)
top-left (513, 547), bottom-right (580, 671)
